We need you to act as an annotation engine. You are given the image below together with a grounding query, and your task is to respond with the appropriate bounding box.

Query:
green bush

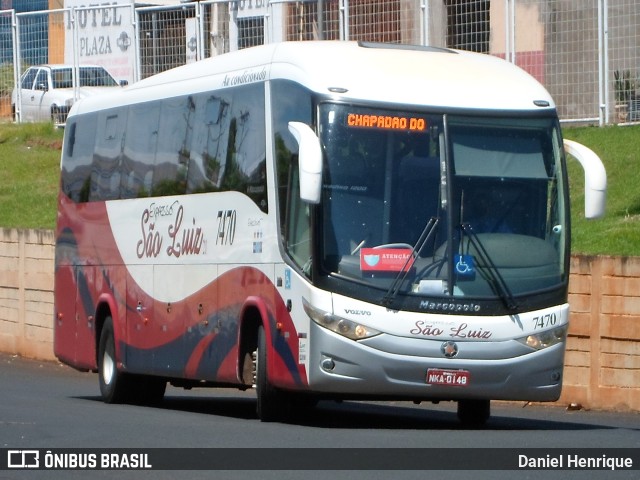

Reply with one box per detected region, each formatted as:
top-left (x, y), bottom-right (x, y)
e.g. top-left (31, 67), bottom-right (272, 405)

top-left (0, 122), bottom-right (63, 229)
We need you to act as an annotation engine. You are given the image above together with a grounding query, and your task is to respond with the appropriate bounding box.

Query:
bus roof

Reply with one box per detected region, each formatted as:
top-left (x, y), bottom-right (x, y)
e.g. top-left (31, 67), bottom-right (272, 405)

top-left (70, 41), bottom-right (555, 116)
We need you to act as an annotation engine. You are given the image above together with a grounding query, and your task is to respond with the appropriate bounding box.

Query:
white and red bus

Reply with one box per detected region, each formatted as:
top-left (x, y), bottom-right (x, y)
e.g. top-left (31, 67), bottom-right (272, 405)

top-left (54, 41), bottom-right (606, 425)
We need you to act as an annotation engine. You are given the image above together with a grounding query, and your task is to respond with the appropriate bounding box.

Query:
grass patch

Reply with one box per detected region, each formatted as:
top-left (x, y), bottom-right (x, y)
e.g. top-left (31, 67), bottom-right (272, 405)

top-left (0, 122), bottom-right (63, 230)
top-left (0, 121), bottom-right (637, 256)
top-left (564, 124), bottom-right (640, 256)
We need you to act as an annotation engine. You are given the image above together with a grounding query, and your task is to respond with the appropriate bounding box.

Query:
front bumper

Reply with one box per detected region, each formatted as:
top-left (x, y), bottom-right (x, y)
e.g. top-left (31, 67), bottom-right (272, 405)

top-left (307, 321), bottom-right (565, 402)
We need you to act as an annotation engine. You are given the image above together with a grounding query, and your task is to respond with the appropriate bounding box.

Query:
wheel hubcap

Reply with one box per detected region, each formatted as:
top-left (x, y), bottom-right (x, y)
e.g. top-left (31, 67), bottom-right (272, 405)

top-left (102, 350), bottom-right (114, 386)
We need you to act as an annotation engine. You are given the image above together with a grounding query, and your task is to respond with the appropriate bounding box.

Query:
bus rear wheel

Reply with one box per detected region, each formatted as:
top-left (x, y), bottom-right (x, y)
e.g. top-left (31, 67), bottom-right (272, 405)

top-left (98, 317), bottom-right (166, 405)
top-left (98, 317), bottom-right (132, 403)
top-left (457, 399), bottom-right (490, 427)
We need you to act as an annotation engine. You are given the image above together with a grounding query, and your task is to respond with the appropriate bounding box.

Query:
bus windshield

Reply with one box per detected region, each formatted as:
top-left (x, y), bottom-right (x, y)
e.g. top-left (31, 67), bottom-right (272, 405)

top-left (317, 104), bottom-right (568, 308)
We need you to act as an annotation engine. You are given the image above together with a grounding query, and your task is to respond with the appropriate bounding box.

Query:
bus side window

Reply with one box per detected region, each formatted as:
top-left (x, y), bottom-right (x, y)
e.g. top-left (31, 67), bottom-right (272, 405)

top-left (151, 96), bottom-right (193, 197)
top-left (61, 116), bottom-right (97, 203)
top-left (120, 105), bottom-right (158, 199)
top-left (271, 80), bottom-right (314, 271)
top-left (65, 122), bottom-right (76, 158)
top-left (186, 93), bottom-right (226, 194)
top-left (285, 157), bottom-right (311, 273)
top-left (219, 84), bottom-right (267, 212)
top-left (91, 111), bottom-right (125, 202)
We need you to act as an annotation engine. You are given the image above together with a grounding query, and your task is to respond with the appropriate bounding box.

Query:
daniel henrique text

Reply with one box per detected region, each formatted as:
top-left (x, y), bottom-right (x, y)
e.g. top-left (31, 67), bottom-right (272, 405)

top-left (519, 454), bottom-right (633, 470)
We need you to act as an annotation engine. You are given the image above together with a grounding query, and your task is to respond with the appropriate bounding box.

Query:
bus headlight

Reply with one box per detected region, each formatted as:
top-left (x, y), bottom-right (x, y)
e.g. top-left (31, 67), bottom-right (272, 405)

top-left (517, 325), bottom-right (568, 350)
top-left (302, 298), bottom-right (381, 340)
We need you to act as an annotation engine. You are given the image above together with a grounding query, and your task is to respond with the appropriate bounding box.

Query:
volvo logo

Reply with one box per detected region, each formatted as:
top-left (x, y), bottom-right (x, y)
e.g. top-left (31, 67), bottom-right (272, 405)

top-left (441, 341), bottom-right (459, 358)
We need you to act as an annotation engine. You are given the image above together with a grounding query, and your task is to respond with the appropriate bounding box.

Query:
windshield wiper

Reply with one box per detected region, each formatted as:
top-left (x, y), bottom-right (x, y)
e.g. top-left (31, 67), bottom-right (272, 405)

top-left (460, 223), bottom-right (519, 310)
top-left (381, 217), bottom-right (439, 308)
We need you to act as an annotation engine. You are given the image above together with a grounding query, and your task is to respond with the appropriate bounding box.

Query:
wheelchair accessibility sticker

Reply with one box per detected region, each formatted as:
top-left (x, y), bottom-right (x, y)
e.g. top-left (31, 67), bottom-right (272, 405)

top-left (455, 254), bottom-right (476, 280)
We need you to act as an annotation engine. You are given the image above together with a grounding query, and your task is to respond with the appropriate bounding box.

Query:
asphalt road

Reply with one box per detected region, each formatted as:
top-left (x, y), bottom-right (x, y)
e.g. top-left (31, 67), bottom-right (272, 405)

top-left (0, 352), bottom-right (638, 480)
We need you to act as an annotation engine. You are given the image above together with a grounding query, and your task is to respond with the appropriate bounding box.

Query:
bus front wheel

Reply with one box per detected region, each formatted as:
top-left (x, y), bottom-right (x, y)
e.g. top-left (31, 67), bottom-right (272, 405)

top-left (256, 325), bottom-right (287, 422)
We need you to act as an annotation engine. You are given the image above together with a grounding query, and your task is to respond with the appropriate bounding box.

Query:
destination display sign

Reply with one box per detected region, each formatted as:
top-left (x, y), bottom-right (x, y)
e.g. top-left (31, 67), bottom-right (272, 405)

top-left (346, 113), bottom-right (427, 131)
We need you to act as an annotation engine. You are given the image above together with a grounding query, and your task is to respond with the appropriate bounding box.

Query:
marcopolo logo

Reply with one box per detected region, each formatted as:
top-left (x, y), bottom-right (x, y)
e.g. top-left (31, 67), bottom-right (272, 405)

top-left (8, 450), bottom-right (40, 468)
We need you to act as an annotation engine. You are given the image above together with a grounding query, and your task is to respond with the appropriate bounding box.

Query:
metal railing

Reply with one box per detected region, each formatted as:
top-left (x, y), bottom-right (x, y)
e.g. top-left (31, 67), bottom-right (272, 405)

top-left (1, 0), bottom-right (638, 125)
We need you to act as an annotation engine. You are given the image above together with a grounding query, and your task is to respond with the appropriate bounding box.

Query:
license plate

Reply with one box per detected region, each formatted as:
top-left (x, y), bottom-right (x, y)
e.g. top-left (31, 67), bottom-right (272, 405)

top-left (426, 368), bottom-right (470, 387)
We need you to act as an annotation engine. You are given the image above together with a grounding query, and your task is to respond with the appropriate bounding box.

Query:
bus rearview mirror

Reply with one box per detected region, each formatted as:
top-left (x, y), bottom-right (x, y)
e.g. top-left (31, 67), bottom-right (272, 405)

top-left (288, 121), bottom-right (323, 204)
top-left (563, 139), bottom-right (607, 219)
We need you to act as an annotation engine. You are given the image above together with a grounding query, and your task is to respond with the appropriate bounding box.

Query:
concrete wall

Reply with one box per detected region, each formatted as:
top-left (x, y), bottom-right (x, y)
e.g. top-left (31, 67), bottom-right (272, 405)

top-left (562, 255), bottom-right (640, 411)
top-left (0, 229), bottom-right (55, 361)
top-left (0, 227), bottom-right (638, 412)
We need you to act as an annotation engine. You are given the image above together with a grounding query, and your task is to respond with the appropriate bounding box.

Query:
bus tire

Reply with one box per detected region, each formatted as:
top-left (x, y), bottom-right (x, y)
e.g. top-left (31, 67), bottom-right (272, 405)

top-left (98, 316), bottom-right (132, 404)
top-left (256, 325), bottom-right (286, 422)
top-left (457, 399), bottom-right (490, 427)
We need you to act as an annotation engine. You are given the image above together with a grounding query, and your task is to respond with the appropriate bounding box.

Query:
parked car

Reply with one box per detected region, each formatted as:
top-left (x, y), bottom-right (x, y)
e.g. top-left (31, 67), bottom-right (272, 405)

top-left (11, 64), bottom-right (127, 125)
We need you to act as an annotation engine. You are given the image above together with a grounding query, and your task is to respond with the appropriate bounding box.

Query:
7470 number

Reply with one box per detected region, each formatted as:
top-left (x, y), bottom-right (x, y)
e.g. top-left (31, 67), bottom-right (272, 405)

top-left (532, 312), bottom-right (557, 330)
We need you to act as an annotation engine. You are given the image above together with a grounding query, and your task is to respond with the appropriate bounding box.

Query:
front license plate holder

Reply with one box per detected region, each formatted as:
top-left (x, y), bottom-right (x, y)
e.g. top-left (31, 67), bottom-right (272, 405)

top-left (426, 368), bottom-right (470, 387)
